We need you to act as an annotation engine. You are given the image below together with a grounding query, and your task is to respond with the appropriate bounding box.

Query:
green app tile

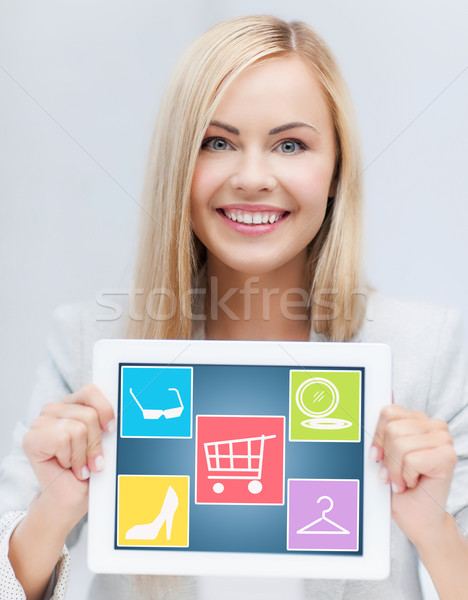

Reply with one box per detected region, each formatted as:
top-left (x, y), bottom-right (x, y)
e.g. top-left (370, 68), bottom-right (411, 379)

top-left (289, 370), bottom-right (362, 442)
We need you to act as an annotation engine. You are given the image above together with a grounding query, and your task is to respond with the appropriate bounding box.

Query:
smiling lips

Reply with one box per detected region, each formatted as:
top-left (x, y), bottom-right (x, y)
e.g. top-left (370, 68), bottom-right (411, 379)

top-left (217, 206), bottom-right (289, 232)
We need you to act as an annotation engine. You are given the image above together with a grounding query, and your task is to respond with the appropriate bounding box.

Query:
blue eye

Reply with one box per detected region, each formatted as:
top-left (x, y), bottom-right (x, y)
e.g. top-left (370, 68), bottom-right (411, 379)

top-left (277, 139), bottom-right (306, 154)
top-left (202, 137), bottom-right (232, 151)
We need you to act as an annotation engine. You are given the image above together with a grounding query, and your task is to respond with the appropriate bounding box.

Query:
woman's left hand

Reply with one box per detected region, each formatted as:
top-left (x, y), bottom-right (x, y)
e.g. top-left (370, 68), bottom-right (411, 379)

top-left (371, 404), bottom-right (457, 549)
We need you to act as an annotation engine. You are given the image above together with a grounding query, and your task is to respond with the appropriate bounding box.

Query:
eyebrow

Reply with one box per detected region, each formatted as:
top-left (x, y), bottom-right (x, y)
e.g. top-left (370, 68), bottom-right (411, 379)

top-left (209, 120), bottom-right (319, 136)
top-left (209, 120), bottom-right (239, 135)
top-left (269, 122), bottom-right (319, 136)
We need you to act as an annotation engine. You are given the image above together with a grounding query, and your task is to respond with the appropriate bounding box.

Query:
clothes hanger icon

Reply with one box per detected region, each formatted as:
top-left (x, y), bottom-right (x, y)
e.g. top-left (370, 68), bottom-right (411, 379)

top-left (296, 495), bottom-right (350, 535)
top-left (129, 387), bottom-right (184, 420)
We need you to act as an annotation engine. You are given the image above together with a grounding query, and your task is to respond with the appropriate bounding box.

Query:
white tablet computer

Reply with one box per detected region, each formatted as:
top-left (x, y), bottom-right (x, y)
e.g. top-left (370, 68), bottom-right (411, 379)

top-left (89, 340), bottom-right (391, 579)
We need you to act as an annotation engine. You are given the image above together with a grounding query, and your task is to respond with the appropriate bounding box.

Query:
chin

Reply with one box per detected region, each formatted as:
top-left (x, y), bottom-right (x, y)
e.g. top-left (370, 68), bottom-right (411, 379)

top-left (221, 258), bottom-right (290, 278)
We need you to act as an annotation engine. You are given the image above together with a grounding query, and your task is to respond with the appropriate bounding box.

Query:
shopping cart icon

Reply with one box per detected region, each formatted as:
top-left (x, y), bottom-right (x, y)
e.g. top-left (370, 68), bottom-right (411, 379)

top-left (204, 434), bottom-right (276, 495)
top-left (129, 387), bottom-right (184, 420)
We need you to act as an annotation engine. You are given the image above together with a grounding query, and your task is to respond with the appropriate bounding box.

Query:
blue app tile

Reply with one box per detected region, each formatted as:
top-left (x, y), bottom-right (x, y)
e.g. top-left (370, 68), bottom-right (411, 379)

top-left (121, 366), bottom-right (193, 438)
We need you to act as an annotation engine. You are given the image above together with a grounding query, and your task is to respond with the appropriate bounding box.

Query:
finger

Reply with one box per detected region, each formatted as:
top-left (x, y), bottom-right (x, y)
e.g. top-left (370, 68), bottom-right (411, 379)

top-left (379, 416), bottom-right (437, 463)
top-left (384, 428), bottom-right (453, 492)
top-left (41, 403), bottom-right (105, 472)
top-left (23, 418), bottom-right (87, 480)
top-left (385, 417), bottom-right (435, 439)
top-left (393, 443), bottom-right (457, 495)
top-left (372, 418), bottom-right (434, 463)
top-left (382, 418), bottom-right (454, 491)
top-left (64, 384), bottom-right (115, 433)
top-left (373, 411), bottom-right (447, 488)
top-left (63, 419), bottom-right (92, 480)
top-left (407, 444), bottom-right (457, 482)
top-left (23, 418), bottom-right (71, 467)
top-left (371, 405), bottom-right (428, 459)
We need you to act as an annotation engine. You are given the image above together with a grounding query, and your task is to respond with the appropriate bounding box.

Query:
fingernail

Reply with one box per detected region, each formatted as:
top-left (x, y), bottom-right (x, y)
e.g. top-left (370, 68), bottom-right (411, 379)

top-left (106, 418), bottom-right (116, 434)
top-left (391, 482), bottom-right (401, 494)
top-left (95, 455), bottom-right (105, 472)
top-left (379, 466), bottom-right (389, 483)
top-left (369, 446), bottom-right (379, 462)
top-left (81, 466), bottom-right (90, 480)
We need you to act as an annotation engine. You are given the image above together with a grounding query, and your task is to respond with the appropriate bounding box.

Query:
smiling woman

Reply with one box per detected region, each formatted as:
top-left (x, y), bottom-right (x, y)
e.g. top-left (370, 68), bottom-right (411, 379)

top-left (191, 57), bottom-right (334, 259)
top-left (1, 13), bottom-right (468, 600)
top-left (129, 17), bottom-right (365, 343)
top-left (190, 57), bottom-right (338, 340)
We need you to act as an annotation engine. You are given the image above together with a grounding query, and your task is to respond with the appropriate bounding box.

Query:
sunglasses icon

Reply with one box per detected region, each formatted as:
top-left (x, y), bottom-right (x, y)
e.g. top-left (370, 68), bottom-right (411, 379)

top-left (129, 387), bottom-right (184, 420)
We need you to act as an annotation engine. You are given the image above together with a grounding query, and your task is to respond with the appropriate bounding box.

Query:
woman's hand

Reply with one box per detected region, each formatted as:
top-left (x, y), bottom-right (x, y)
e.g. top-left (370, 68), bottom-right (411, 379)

top-left (8, 384), bottom-right (115, 600)
top-left (22, 384), bottom-right (115, 529)
top-left (370, 404), bottom-right (457, 549)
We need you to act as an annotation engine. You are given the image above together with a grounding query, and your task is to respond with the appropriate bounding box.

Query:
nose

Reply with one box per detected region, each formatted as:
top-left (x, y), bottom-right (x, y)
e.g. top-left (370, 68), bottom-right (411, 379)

top-left (229, 152), bottom-right (277, 194)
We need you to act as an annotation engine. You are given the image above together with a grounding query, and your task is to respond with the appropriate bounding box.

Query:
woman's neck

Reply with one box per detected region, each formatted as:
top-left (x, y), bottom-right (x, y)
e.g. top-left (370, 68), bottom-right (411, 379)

top-left (203, 255), bottom-right (311, 341)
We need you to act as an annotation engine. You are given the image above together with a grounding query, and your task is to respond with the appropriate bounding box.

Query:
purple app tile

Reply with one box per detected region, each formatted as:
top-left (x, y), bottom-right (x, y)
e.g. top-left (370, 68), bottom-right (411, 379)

top-left (287, 479), bottom-right (359, 551)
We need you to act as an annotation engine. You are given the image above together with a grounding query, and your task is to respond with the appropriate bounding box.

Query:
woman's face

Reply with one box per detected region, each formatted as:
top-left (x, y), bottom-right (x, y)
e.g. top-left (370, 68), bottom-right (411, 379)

top-left (190, 56), bottom-right (337, 277)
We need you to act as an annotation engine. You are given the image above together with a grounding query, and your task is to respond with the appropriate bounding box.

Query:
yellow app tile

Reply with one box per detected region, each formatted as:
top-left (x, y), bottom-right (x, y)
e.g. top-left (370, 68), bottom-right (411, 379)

top-left (118, 475), bottom-right (189, 547)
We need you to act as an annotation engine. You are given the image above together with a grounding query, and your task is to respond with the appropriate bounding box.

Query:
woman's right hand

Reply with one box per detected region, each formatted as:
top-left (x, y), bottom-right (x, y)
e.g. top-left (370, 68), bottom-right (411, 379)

top-left (22, 384), bottom-right (115, 530)
top-left (8, 384), bottom-right (114, 599)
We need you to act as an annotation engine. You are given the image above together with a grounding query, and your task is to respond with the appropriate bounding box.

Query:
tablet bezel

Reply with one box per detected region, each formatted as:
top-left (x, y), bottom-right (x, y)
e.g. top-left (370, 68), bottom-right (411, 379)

top-left (89, 339), bottom-right (391, 579)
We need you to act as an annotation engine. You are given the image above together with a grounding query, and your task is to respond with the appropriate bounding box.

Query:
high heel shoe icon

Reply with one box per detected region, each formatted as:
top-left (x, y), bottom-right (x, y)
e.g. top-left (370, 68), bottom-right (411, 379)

top-left (125, 485), bottom-right (179, 541)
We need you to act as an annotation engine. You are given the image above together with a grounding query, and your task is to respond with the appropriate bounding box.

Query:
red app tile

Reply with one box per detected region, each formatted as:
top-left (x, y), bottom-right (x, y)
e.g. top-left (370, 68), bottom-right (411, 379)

top-left (196, 415), bottom-right (285, 505)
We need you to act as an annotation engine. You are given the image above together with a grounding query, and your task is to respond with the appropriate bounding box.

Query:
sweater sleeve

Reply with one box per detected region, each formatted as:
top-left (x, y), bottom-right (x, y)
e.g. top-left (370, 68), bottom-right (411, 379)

top-left (0, 305), bottom-right (87, 598)
top-left (424, 308), bottom-right (468, 533)
top-left (0, 511), bottom-right (70, 600)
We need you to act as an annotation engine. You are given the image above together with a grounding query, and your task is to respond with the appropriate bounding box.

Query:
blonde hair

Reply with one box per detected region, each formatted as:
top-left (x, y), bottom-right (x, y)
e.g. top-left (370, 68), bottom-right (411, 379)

top-left (128, 15), bottom-right (366, 342)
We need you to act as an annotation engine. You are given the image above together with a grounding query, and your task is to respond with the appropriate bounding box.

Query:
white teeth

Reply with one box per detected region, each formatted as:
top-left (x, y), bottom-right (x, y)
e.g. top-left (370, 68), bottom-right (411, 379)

top-left (222, 209), bottom-right (284, 226)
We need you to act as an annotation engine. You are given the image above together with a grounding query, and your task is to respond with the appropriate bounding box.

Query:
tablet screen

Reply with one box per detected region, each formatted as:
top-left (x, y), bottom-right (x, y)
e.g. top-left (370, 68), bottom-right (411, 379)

top-left (115, 363), bottom-right (364, 555)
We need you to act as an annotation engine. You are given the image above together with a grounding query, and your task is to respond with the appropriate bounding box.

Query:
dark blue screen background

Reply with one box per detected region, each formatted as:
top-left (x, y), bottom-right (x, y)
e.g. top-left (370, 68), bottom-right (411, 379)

top-left (116, 364), bottom-right (364, 555)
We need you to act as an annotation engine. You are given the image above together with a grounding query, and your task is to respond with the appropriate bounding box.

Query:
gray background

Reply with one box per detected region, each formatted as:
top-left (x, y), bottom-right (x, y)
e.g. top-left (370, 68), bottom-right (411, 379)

top-left (1, 1), bottom-right (467, 598)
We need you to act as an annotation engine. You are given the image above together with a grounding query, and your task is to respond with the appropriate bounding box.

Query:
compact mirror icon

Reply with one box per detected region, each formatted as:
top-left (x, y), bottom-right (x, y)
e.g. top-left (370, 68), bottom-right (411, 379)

top-left (295, 377), bottom-right (352, 430)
